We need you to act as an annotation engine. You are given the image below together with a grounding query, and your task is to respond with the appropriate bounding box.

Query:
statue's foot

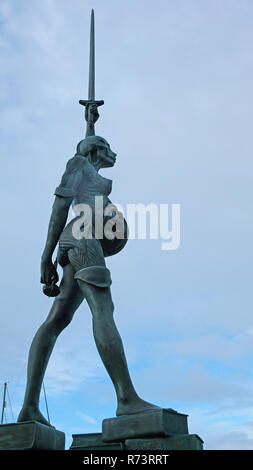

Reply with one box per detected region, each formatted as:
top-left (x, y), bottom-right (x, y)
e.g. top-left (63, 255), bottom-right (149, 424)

top-left (17, 406), bottom-right (54, 427)
top-left (116, 397), bottom-right (161, 417)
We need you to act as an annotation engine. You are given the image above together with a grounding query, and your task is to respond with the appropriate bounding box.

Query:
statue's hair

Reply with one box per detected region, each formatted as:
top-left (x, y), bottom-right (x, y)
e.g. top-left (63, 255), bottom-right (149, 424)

top-left (76, 136), bottom-right (108, 165)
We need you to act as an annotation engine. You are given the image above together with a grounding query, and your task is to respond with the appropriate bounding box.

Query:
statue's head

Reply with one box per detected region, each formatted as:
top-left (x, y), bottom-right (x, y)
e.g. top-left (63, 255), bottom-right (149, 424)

top-left (76, 136), bottom-right (117, 169)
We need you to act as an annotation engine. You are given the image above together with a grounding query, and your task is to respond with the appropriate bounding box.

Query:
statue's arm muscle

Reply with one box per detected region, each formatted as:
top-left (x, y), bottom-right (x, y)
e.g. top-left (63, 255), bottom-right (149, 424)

top-left (41, 156), bottom-right (85, 261)
top-left (41, 196), bottom-right (72, 261)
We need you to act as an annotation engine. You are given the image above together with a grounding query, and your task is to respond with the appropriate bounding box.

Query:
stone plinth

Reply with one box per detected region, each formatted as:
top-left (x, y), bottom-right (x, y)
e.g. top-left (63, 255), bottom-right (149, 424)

top-left (102, 408), bottom-right (188, 442)
top-left (125, 434), bottom-right (203, 450)
top-left (70, 408), bottom-right (203, 451)
top-left (0, 421), bottom-right (65, 450)
top-left (70, 432), bottom-right (123, 450)
top-left (70, 432), bottom-right (203, 451)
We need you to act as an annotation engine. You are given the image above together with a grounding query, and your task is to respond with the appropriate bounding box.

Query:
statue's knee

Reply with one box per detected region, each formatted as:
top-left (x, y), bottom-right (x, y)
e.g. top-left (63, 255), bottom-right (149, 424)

top-left (45, 297), bottom-right (73, 333)
top-left (45, 314), bottom-right (71, 334)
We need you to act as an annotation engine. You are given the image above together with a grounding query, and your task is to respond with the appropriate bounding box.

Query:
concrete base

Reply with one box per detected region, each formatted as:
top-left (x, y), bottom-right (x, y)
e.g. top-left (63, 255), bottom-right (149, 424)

top-left (0, 421), bottom-right (65, 450)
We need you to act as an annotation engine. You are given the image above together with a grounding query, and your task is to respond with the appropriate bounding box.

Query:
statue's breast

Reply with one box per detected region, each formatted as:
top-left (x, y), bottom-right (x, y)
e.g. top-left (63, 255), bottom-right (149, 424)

top-left (74, 161), bottom-right (112, 203)
top-left (88, 171), bottom-right (112, 196)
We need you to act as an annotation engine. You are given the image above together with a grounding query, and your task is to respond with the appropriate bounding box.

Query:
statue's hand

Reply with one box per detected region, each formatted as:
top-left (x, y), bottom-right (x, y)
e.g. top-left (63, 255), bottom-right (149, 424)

top-left (85, 103), bottom-right (99, 124)
top-left (40, 258), bottom-right (59, 286)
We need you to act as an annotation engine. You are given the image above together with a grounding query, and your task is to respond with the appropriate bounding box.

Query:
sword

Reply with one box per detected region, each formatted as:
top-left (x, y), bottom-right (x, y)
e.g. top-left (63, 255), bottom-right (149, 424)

top-left (79, 9), bottom-right (104, 136)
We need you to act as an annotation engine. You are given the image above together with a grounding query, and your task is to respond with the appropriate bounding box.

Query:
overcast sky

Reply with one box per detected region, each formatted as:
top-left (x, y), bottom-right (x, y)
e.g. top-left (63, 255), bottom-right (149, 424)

top-left (0, 0), bottom-right (253, 450)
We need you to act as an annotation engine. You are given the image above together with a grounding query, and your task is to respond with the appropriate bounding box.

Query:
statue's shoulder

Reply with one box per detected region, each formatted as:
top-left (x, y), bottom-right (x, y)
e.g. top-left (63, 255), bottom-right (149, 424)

top-left (55, 155), bottom-right (88, 198)
top-left (65, 154), bottom-right (88, 174)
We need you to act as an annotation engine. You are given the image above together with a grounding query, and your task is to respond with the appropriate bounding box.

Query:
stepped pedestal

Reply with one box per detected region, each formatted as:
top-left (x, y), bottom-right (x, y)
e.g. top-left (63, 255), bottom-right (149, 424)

top-left (70, 408), bottom-right (203, 451)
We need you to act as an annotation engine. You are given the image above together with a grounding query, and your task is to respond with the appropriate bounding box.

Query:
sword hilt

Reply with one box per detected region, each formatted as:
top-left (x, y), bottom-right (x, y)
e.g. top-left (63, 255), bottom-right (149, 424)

top-left (79, 99), bottom-right (104, 137)
top-left (79, 99), bottom-right (104, 107)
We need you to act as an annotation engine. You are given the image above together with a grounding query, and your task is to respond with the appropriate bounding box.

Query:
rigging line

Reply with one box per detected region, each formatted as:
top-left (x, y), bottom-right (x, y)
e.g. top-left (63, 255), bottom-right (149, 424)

top-left (6, 384), bottom-right (15, 422)
top-left (42, 381), bottom-right (50, 424)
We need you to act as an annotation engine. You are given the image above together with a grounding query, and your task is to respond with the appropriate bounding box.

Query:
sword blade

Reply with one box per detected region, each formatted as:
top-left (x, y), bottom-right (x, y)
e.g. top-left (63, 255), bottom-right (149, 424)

top-left (88, 9), bottom-right (95, 100)
top-left (79, 9), bottom-right (104, 137)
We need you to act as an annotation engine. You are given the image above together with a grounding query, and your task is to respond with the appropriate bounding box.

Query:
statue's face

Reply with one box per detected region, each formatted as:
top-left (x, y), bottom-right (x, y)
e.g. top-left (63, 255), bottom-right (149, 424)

top-left (95, 137), bottom-right (117, 168)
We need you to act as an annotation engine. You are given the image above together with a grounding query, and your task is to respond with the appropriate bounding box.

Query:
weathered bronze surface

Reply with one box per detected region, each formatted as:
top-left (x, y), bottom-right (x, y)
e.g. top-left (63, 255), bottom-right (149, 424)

top-left (17, 10), bottom-right (160, 428)
top-left (102, 408), bottom-right (188, 442)
top-left (0, 421), bottom-right (65, 450)
top-left (17, 124), bottom-right (159, 425)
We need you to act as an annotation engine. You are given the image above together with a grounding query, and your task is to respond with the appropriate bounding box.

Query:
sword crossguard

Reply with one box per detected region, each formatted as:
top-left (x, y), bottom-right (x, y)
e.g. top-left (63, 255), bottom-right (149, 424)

top-left (79, 100), bottom-right (104, 137)
top-left (79, 99), bottom-right (104, 108)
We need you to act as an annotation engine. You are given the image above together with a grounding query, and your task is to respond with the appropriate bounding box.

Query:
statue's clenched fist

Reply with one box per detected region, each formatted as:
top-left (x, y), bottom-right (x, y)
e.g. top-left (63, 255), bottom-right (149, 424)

top-left (85, 103), bottom-right (99, 124)
top-left (40, 258), bottom-right (59, 286)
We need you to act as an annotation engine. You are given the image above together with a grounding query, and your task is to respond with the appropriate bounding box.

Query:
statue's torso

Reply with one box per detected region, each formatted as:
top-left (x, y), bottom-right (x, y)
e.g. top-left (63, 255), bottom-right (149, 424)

top-left (56, 156), bottom-right (128, 259)
top-left (72, 159), bottom-right (112, 211)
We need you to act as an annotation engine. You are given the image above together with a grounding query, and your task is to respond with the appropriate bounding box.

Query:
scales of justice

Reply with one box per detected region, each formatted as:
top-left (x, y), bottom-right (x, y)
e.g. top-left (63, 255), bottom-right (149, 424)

top-left (0, 10), bottom-right (203, 450)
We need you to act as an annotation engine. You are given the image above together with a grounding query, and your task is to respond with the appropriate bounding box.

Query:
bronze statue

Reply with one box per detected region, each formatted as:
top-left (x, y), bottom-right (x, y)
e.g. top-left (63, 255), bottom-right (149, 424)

top-left (17, 11), bottom-right (159, 427)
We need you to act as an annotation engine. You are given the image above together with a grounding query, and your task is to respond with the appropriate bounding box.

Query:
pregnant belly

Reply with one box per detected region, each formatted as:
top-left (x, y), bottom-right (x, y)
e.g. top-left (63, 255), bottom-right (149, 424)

top-left (101, 216), bottom-right (128, 257)
top-left (62, 209), bottom-right (128, 258)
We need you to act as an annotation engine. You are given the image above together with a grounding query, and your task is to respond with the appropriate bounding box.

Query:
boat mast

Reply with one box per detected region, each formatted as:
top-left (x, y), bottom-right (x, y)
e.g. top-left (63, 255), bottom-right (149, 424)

top-left (1, 383), bottom-right (7, 424)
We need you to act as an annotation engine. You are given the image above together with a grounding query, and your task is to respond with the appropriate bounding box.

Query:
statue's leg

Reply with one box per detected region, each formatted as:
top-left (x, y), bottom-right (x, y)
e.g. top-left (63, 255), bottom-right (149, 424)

top-left (71, 250), bottom-right (160, 416)
top-left (17, 263), bottom-right (84, 425)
